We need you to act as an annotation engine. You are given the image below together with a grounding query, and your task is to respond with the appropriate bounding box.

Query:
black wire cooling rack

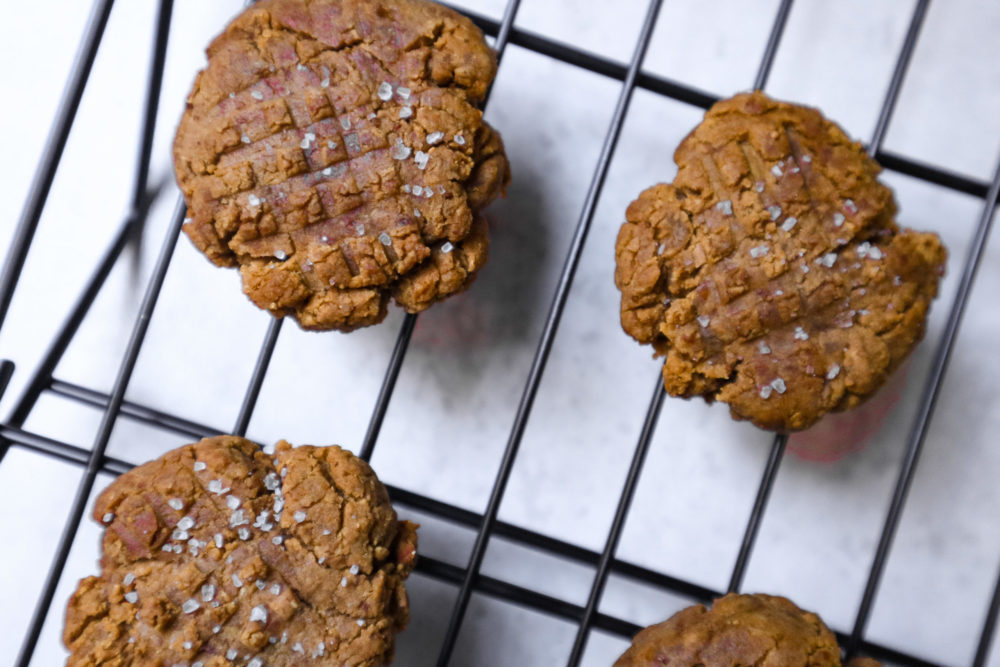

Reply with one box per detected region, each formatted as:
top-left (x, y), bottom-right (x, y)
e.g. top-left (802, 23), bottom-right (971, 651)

top-left (2, 0), bottom-right (1000, 665)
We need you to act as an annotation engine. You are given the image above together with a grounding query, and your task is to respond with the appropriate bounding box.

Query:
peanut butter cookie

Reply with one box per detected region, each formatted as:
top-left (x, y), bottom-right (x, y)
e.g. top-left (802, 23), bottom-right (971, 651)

top-left (64, 436), bottom-right (417, 666)
top-left (615, 593), bottom-right (878, 666)
top-left (615, 92), bottom-right (945, 431)
top-left (174, 0), bottom-right (509, 331)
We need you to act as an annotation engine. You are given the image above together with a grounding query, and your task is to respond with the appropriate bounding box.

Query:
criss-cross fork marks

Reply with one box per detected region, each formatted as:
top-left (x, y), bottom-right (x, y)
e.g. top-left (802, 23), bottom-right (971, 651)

top-left (65, 438), bottom-right (414, 666)
top-left (617, 93), bottom-right (946, 431)
top-left (173, 2), bottom-right (509, 330)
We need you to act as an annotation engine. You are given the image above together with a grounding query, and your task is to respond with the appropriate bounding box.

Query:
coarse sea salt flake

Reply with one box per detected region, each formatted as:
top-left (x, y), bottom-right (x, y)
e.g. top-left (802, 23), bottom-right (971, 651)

top-left (193, 461), bottom-right (206, 472)
top-left (441, 241), bottom-right (454, 254)
top-left (377, 81), bottom-right (394, 101)
top-left (827, 364), bottom-right (841, 380)
top-left (391, 139), bottom-right (411, 160)
top-left (696, 315), bottom-right (710, 328)
top-left (264, 472), bottom-right (280, 490)
top-left (759, 341), bottom-right (771, 354)
top-left (771, 164), bottom-right (783, 177)
top-left (771, 378), bottom-right (787, 394)
top-left (379, 232), bottom-right (392, 246)
top-left (294, 510), bottom-right (307, 523)
top-left (414, 151), bottom-right (429, 170)
top-left (226, 496), bottom-right (240, 510)
top-left (749, 245), bottom-right (769, 258)
top-left (794, 326), bottom-right (809, 341)
top-left (344, 133), bottom-right (360, 153)
top-left (781, 217), bottom-right (797, 232)
top-left (182, 599), bottom-right (200, 614)
top-left (833, 212), bottom-right (845, 227)
top-left (716, 199), bottom-right (733, 215)
top-left (767, 205), bottom-right (782, 220)
top-left (251, 90), bottom-right (263, 100)
top-left (168, 499), bottom-right (184, 510)
top-left (427, 131), bottom-right (444, 145)
top-left (760, 385), bottom-right (773, 399)
top-left (399, 106), bottom-right (413, 119)
top-left (250, 605), bottom-right (268, 623)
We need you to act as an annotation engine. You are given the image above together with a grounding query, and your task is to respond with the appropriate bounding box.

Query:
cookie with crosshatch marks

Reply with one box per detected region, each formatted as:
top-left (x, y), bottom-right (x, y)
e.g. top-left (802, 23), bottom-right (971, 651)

top-left (614, 593), bottom-right (881, 666)
top-left (64, 436), bottom-right (418, 666)
top-left (173, 0), bottom-right (510, 331)
top-left (614, 91), bottom-right (946, 431)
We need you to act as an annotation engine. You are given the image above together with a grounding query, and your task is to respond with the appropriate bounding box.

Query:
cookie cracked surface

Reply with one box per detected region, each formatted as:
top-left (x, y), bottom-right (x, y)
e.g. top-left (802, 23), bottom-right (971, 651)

top-left (615, 92), bottom-right (945, 431)
top-left (64, 436), bottom-right (417, 667)
top-left (174, 0), bottom-right (510, 331)
top-left (614, 593), bottom-right (878, 667)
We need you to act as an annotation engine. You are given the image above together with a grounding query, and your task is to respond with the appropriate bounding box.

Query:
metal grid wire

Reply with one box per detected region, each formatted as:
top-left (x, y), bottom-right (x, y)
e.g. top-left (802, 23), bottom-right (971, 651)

top-left (1, 0), bottom-right (999, 665)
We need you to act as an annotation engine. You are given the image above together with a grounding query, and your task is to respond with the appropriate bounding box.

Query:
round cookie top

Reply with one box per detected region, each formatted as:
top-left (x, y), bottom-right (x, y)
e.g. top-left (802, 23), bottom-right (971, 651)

top-left (64, 436), bottom-right (418, 667)
top-left (174, 0), bottom-right (510, 331)
top-left (615, 91), bottom-right (945, 431)
top-left (614, 593), bottom-right (845, 666)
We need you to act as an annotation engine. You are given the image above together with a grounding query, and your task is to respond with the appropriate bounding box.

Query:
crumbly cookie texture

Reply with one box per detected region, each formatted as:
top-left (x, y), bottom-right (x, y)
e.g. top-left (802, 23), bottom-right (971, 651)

top-left (615, 91), bottom-right (945, 431)
top-left (614, 593), bottom-right (878, 667)
top-left (64, 436), bottom-right (417, 667)
top-left (174, 0), bottom-right (510, 331)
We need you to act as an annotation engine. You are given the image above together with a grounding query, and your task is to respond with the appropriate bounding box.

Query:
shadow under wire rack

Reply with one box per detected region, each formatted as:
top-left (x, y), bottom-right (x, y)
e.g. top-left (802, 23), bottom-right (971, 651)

top-left (2, 0), bottom-right (999, 666)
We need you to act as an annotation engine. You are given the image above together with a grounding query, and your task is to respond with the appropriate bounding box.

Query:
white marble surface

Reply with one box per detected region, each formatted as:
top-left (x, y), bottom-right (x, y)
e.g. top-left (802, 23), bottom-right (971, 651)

top-left (2, 1), bottom-right (999, 665)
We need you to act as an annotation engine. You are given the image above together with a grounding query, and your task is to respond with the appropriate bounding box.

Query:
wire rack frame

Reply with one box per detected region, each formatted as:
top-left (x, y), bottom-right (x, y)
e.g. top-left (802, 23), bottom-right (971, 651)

top-left (1, 0), bottom-right (999, 665)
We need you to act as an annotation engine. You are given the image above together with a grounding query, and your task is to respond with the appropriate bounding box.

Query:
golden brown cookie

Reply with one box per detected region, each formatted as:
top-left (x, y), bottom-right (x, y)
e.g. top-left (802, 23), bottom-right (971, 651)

top-left (174, 0), bottom-right (510, 331)
top-left (615, 91), bottom-right (945, 431)
top-left (614, 593), bottom-right (875, 667)
top-left (64, 436), bottom-right (417, 667)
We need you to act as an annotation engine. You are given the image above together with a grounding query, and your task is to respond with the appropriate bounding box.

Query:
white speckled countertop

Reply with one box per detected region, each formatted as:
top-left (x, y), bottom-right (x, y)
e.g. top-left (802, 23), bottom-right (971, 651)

top-left (2, 1), bottom-right (999, 665)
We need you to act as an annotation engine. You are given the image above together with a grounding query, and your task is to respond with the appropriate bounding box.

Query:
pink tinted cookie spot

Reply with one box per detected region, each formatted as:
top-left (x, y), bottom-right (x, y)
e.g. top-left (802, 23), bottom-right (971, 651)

top-left (788, 363), bottom-right (908, 463)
